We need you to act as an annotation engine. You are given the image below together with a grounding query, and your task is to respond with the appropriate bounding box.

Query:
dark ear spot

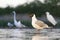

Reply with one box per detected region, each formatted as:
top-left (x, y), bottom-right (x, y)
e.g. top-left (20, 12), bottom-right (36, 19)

top-left (28, 13), bottom-right (34, 17)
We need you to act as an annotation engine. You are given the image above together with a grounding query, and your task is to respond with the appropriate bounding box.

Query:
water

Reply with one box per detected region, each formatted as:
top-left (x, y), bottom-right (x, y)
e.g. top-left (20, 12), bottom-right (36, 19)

top-left (0, 29), bottom-right (60, 40)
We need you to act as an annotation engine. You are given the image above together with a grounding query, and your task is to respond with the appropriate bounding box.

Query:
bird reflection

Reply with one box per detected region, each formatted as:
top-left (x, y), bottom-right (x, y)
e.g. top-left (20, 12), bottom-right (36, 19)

top-left (32, 34), bottom-right (49, 40)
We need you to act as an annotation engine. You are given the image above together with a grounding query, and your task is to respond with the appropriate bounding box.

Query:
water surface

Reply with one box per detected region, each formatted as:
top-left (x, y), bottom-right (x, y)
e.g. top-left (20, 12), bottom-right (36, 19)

top-left (0, 29), bottom-right (60, 40)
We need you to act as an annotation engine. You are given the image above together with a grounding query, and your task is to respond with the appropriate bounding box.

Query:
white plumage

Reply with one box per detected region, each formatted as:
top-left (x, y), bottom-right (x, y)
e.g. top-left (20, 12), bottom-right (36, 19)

top-left (32, 14), bottom-right (50, 30)
top-left (13, 11), bottom-right (26, 28)
top-left (7, 22), bottom-right (13, 27)
top-left (46, 12), bottom-right (57, 26)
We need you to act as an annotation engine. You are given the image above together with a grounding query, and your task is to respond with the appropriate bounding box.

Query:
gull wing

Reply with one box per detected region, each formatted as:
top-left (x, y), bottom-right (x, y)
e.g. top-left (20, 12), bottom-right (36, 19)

top-left (35, 20), bottom-right (47, 27)
top-left (47, 14), bottom-right (57, 25)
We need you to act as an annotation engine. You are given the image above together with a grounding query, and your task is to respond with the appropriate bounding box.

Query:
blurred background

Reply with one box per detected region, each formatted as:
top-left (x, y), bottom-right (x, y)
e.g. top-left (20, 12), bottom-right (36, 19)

top-left (0, 0), bottom-right (60, 28)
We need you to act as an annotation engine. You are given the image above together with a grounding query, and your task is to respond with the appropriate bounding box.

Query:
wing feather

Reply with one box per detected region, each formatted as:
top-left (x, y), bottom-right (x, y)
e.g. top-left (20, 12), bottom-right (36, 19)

top-left (35, 20), bottom-right (47, 27)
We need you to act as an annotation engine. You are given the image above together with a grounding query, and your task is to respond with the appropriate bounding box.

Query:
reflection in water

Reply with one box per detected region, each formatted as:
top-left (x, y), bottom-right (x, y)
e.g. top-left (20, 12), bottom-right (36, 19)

top-left (0, 29), bottom-right (60, 40)
top-left (32, 34), bottom-right (49, 40)
top-left (32, 34), bottom-right (60, 40)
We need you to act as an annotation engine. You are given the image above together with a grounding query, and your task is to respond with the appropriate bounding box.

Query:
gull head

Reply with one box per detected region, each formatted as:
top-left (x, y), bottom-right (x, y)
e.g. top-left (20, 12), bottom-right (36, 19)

top-left (46, 12), bottom-right (50, 15)
top-left (28, 13), bottom-right (35, 18)
top-left (32, 14), bottom-right (36, 18)
top-left (32, 14), bottom-right (37, 21)
top-left (12, 11), bottom-right (16, 14)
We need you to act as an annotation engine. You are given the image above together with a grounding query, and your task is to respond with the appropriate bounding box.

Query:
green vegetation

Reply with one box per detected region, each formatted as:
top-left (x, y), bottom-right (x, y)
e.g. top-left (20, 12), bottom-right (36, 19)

top-left (21, 20), bottom-right (33, 28)
top-left (0, 0), bottom-right (60, 17)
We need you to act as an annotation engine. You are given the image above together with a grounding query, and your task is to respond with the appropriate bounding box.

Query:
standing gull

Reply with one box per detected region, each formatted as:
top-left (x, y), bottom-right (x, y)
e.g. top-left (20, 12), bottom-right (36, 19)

top-left (13, 11), bottom-right (26, 28)
top-left (46, 12), bottom-right (57, 26)
top-left (32, 14), bottom-right (50, 30)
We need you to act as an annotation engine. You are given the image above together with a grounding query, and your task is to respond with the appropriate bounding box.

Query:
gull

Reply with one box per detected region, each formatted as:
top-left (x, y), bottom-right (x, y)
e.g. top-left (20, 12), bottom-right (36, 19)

top-left (32, 14), bottom-right (50, 30)
top-left (12, 11), bottom-right (26, 28)
top-left (46, 12), bottom-right (57, 26)
top-left (7, 22), bottom-right (13, 28)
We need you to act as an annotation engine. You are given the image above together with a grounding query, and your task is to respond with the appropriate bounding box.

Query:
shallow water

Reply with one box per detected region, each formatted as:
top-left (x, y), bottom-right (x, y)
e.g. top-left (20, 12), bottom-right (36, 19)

top-left (0, 29), bottom-right (60, 40)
